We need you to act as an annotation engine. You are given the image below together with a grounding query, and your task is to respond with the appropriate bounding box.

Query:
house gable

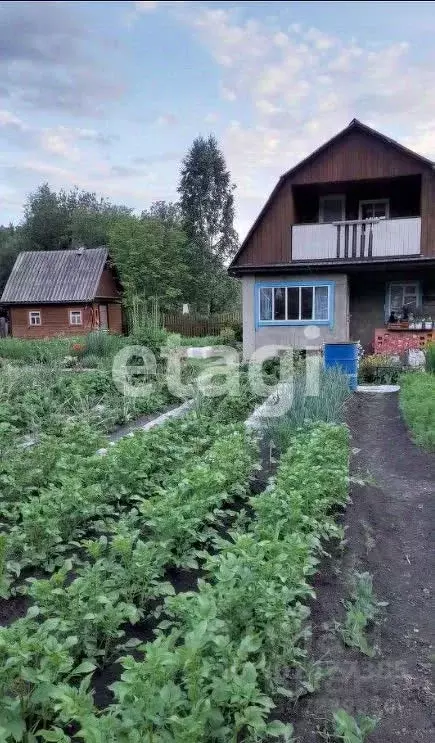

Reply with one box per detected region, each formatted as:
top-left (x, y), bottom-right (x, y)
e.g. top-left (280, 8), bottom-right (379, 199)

top-left (231, 119), bottom-right (435, 269)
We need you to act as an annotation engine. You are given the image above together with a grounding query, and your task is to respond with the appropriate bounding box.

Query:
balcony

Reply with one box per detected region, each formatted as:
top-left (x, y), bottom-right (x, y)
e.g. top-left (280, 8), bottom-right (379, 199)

top-left (292, 217), bottom-right (421, 261)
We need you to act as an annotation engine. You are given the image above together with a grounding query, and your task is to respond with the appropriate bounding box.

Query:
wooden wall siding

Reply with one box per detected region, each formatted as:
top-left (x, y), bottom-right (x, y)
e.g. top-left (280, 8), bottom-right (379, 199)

top-left (96, 267), bottom-right (121, 298)
top-left (237, 179), bottom-right (294, 266)
top-left (10, 303), bottom-right (122, 338)
top-left (420, 172), bottom-right (435, 256)
top-left (235, 127), bottom-right (435, 266)
top-left (10, 305), bottom-right (94, 338)
top-left (107, 303), bottom-right (123, 334)
top-left (291, 130), bottom-right (424, 185)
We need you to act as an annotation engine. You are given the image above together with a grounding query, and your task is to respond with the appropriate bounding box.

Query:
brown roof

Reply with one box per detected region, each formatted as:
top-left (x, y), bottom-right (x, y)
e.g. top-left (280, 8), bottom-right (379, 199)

top-left (1, 247), bottom-right (109, 304)
top-left (229, 119), bottom-right (435, 269)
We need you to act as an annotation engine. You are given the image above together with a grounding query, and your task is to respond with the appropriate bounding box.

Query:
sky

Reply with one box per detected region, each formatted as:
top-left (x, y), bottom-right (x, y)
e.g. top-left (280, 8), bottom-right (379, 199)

top-left (1, 0), bottom-right (435, 240)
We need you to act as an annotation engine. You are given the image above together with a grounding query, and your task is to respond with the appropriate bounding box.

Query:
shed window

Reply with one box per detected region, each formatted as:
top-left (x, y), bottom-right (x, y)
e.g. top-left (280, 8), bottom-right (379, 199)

top-left (69, 310), bottom-right (83, 326)
top-left (359, 199), bottom-right (389, 220)
top-left (29, 311), bottom-right (41, 326)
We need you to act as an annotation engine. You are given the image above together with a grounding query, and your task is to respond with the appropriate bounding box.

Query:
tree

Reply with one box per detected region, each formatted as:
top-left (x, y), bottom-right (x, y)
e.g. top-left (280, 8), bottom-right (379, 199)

top-left (0, 225), bottom-right (22, 294)
top-left (21, 184), bottom-right (132, 252)
top-left (108, 215), bottom-right (192, 315)
top-left (178, 135), bottom-right (239, 312)
top-left (178, 135), bottom-right (238, 261)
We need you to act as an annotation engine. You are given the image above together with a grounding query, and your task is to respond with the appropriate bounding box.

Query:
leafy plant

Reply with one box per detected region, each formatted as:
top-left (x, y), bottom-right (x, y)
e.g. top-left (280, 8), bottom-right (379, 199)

top-left (425, 341), bottom-right (435, 373)
top-left (322, 709), bottom-right (379, 742)
top-left (338, 572), bottom-right (387, 656)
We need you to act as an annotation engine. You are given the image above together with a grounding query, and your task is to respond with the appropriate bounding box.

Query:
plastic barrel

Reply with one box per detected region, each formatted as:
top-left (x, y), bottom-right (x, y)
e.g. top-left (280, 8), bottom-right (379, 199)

top-left (324, 342), bottom-right (358, 391)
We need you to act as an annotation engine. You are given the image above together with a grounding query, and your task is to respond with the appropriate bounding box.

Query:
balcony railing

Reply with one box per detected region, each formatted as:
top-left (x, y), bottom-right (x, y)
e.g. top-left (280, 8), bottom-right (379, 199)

top-left (292, 217), bottom-right (421, 261)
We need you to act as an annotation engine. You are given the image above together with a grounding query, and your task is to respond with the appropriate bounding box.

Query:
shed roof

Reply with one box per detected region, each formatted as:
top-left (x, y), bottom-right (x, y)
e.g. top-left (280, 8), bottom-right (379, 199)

top-left (1, 247), bottom-right (109, 304)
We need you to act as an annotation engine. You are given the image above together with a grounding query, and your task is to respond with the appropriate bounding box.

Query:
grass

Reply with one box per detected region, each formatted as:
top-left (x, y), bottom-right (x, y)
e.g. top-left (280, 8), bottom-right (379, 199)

top-left (425, 341), bottom-right (435, 373)
top-left (399, 371), bottom-right (435, 449)
top-left (266, 367), bottom-right (351, 453)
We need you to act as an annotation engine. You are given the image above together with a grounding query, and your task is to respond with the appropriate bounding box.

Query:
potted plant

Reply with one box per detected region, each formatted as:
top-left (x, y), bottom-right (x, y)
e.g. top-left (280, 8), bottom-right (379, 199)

top-left (424, 317), bottom-right (433, 330)
top-left (414, 316), bottom-right (423, 330)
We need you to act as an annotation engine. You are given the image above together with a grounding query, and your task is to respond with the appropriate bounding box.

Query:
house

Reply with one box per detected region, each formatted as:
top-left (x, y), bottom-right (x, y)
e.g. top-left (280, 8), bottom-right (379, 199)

top-left (229, 119), bottom-right (435, 358)
top-left (0, 247), bottom-right (123, 338)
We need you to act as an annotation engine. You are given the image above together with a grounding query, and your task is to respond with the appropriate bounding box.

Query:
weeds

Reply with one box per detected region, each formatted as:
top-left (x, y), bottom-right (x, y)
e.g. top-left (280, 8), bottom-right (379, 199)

top-left (320, 709), bottom-right (379, 742)
top-left (338, 572), bottom-right (387, 656)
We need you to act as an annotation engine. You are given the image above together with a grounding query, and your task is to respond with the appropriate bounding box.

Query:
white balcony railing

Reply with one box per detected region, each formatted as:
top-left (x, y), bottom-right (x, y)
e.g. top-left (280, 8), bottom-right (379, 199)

top-left (291, 217), bottom-right (421, 261)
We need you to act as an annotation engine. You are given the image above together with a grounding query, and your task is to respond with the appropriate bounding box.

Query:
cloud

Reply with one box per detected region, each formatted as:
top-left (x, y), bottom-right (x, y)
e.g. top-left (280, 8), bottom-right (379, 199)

top-left (155, 113), bottom-right (178, 126)
top-left (135, 1), bottom-right (159, 10)
top-left (185, 5), bottom-right (435, 238)
top-left (0, 1), bottom-right (123, 115)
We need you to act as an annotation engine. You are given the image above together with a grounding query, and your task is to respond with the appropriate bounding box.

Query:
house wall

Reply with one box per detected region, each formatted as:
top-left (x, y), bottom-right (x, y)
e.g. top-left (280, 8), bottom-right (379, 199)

top-left (349, 270), bottom-right (435, 350)
top-left (9, 303), bottom-right (122, 338)
top-left (96, 267), bottom-right (121, 298)
top-left (242, 273), bottom-right (349, 359)
top-left (235, 128), bottom-right (435, 266)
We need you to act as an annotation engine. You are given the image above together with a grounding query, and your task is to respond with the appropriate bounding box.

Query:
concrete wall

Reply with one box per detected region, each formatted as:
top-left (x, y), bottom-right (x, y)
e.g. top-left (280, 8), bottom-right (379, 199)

top-left (242, 273), bottom-right (349, 359)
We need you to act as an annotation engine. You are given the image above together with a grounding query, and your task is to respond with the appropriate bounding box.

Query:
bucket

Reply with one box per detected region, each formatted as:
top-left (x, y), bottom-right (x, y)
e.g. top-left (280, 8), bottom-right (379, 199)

top-left (324, 342), bottom-right (358, 391)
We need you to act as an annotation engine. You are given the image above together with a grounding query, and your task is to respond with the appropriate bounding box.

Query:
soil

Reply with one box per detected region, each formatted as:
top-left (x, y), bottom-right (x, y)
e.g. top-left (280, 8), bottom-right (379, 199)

top-left (284, 392), bottom-right (435, 742)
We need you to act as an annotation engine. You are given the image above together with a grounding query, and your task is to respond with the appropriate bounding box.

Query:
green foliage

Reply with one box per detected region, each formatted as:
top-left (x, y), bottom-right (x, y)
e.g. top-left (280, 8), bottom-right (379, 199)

top-left (327, 709), bottom-right (379, 742)
top-left (21, 184), bottom-right (131, 252)
top-left (0, 337), bottom-right (72, 363)
top-left (425, 341), bottom-right (435, 373)
top-left (268, 368), bottom-right (351, 453)
top-left (178, 134), bottom-right (239, 311)
top-left (338, 572), bottom-right (387, 656)
top-left (109, 215), bottom-right (191, 313)
top-left (358, 354), bottom-right (402, 384)
top-left (399, 371), bottom-right (435, 449)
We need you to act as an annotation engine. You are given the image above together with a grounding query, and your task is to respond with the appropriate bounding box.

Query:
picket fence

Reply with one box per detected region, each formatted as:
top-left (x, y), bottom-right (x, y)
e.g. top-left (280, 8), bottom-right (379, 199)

top-left (163, 311), bottom-right (241, 337)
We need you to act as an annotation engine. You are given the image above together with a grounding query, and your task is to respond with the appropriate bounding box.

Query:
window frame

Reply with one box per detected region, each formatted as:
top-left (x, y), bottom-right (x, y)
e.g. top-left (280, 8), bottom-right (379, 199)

top-left (358, 198), bottom-right (390, 220)
top-left (69, 309), bottom-right (83, 326)
top-left (256, 280), bottom-right (335, 328)
top-left (319, 194), bottom-right (346, 224)
top-left (385, 281), bottom-right (421, 319)
top-left (28, 310), bottom-right (41, 326)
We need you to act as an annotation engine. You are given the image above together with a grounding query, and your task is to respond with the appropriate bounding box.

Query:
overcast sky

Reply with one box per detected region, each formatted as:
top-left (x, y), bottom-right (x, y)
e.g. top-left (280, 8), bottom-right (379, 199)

top-left (1, 0), bottom-right (435, 239)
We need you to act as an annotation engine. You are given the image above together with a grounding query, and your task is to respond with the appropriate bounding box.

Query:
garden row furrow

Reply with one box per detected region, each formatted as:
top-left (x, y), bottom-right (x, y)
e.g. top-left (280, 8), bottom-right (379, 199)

top-left (32, 422), bottom-right (349, 743)
top-left (0, 425), bottom-right (257, 740)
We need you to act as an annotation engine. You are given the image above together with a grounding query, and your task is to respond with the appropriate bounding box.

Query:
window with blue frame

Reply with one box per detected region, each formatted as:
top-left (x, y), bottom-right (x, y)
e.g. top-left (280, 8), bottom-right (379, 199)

top-left (257, 282), bottom-right (333, 325)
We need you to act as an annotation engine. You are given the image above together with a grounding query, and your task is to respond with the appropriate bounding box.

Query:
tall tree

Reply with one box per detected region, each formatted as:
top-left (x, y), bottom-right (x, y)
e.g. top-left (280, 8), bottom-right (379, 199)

top-left (108, 215), bottom-right (192, 314)
top-left (178, 135), bottom-right (238, 261)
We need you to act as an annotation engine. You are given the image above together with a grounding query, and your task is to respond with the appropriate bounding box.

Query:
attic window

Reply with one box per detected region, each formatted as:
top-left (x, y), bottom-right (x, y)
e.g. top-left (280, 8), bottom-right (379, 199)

top-left (29, 311), bottom-right (41, 326)
top-left (319, 195), bottom-right (345, 223)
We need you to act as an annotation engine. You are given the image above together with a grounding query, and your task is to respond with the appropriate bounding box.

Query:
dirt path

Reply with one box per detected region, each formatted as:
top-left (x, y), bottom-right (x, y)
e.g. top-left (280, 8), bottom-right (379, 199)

top-left (287, 392), bottom-right (435, 742)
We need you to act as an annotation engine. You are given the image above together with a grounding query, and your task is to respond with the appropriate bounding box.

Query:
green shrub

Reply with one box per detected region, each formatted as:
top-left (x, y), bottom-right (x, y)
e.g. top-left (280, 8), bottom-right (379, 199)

top-left (129, 324), bottom-right (168, 356)
top-left (425, 342), bottom-right (435, 373)
top-left (82, 331), bottom-right (123, 359)
top-left (219, 326), bottom-right (236, 344)
top-left (358, 354), bottom-right (402, 384)
top-left (0, 337), bottom-right (72, 364)
top-left (399, 371), bottom-right (435, 449)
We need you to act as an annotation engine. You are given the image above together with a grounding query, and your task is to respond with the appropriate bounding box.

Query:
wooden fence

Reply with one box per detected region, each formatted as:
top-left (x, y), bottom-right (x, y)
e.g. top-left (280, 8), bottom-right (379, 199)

top-left (163, 311), bottom-right (241, 337)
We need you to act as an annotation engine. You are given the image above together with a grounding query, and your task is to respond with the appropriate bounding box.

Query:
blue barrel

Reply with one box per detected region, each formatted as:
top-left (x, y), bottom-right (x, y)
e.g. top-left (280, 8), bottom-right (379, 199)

top-left (324, 342), bottom-right (358, 391)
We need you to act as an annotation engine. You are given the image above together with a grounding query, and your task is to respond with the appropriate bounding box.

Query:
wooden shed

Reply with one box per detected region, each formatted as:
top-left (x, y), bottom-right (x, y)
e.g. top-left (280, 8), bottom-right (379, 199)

top-left (0, 247), bottom-right (123, 337)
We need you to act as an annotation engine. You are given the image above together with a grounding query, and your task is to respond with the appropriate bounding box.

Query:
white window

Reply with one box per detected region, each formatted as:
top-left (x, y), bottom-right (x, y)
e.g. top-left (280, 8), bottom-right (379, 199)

top-left (319, 194), bottom-right (345, 223)
top-left (258, 284), bottom-right (331, 323)
top-left (29, 311), bottom-right (41, 326)
top-left (69, 310), bottom-right (83, 326)
top-left (359, 199), bottom-right (389, 220)
top-left (387, 282), bottom-right (420, 317)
